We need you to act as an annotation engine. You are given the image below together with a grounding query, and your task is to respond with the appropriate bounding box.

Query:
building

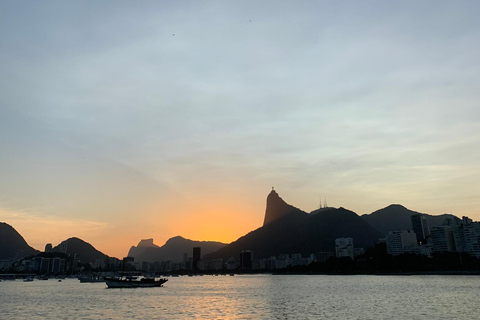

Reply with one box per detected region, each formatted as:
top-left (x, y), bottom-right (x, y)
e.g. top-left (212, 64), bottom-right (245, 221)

top-left (198, 258), bottom-right (224, 271)
top-left (225, 257), bottom-right (237, 270)
top-left (315, 252), bottom-right (334, 263)
top-left (122, 256), bottom-right (135, 270)
top-left (458, 217), bottom-right (480, 257)
top-left (431, 216), bottom-right (480, 258)
top-left (335, 238), bottom-right (354, 259)
top-left (50, 257), bottom-right (65, 273)
top-left (240, 250), bottom-right (252, 269)
top-left (431, 226), bottom-right (457, 253)
top-left (56, 241), bottom-right (68, 254)
top-left (354, 248), bottom-right (365, 257)
top-left (44, 243), bottom-right (53, 253)
top-left (386, 230), bottom-right (418, 256)
top-left (39, 258), bottom-right (50, 273)
top-left (193, 247), bottom-right (201, 271)
top-left (411, 214), bottom-right (430, 244)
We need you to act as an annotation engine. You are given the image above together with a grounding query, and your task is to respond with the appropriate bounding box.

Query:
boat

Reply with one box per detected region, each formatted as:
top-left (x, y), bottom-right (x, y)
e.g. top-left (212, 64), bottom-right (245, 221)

top-left (78, 275), bottom-right (105, 283)
top-left (104, 276), bottom-right (168, 288)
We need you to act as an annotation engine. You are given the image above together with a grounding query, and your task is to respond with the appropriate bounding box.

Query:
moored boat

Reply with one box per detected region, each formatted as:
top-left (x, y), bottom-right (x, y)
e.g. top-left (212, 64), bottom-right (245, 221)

top-left (78, 275), bottom-right (105, 283)
top-left (104, 276), bottom-right (168, 288)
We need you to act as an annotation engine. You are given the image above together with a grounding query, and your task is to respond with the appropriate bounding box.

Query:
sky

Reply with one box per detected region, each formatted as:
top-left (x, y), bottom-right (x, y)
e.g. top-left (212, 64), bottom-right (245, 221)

top-left (1, 1), bottom-right (480, 258)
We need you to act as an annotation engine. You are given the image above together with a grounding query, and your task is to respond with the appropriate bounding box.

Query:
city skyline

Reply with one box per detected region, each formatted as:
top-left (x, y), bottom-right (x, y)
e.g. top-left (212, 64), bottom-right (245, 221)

top-left (1, 1), bottom-right (480, 258)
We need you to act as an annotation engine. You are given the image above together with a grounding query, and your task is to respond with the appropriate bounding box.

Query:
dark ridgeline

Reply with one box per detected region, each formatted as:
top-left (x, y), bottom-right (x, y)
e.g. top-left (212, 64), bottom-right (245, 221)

top-left (0, 222), bottom-right (39, 261)
top-left (128, 236), bottom-right (226, 263)
top-left (205, 190), bottom-right (384, 260)
top-left (263, 188), bottom-right (305, 226)
top-left (127, 238), bottom-right (159, 260)
top-left (3, 193), bottom-right (467, 268)
top-left (361, 204), bottom-right (459, 236)
top-left (52, 237), bottom-right (108, 264)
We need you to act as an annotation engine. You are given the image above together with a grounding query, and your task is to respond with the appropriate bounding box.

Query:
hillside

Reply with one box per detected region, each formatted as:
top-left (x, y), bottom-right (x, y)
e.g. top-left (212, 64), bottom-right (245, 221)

top-left (207, 191), bottom-right (383, 260)
top-left (0, 222), bottom-right (39, 260)
top-left (361, 204), bottom-right (459, 235)
top-left (128, 236), bottom-right (227, 263)
top-left (263, 188), bottom-right (306, 226)
top-left (52, 237), bottom-right (108, 264)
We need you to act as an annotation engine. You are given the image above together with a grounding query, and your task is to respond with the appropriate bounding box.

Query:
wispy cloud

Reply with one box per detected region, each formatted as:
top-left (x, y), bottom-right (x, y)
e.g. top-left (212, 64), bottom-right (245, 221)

top-left (1, 1), bottom-right (480, 255)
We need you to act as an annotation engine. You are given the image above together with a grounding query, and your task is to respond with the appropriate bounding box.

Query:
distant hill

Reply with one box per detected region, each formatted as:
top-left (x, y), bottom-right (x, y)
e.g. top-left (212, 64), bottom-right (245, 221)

top-left (52, 237), bottom-right (108, 264)
top-left (206, 191), bottom-right (383, 260)
top-left (128, 236), bottom-right (227, 263)
top-left (361, 204), bottom-right (459, 236)
top-left (0, 222), bottom-right (39, 261)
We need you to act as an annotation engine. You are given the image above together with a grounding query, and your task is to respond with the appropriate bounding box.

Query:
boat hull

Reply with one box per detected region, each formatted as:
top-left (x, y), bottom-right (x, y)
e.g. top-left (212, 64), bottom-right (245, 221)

top-left (79, 276), bottom-right (105, 283)
top-left (105, 277), bottom-right (167, 288)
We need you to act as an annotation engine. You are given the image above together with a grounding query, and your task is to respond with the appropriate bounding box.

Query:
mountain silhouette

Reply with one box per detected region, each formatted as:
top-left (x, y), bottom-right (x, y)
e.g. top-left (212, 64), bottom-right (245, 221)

top-left (361, 204), bottom-right (459, 236)
top-left (207, 191), bottom-right (383, 260)
top-left (263, 189), bottom-right (305, 226)
top-left (52, 237), bottom-right (108, 264)
top-left (128, 236), bottom-right (227, 263)
top-left (0, 222), bottom-right (39, 261)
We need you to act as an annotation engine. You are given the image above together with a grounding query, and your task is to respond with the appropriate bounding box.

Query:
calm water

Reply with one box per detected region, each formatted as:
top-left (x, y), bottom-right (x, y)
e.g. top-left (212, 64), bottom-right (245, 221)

top-left (0, 274), bottom-right (478, 319)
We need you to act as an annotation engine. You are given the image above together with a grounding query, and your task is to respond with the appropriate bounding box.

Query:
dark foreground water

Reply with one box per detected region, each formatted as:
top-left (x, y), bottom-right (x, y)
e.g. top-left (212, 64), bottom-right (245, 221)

top-left (0, 274), bottom-right (478, 319)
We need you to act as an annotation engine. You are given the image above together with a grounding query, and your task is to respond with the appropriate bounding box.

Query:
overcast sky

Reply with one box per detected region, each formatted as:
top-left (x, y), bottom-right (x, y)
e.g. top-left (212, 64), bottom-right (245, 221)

top-left (1, 1), bottom-right (479, 257)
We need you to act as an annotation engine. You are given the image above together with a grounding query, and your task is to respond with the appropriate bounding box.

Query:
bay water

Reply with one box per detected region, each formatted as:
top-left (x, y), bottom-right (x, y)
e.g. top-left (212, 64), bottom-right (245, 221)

top-left (0, 274), bottom-right (478, 319)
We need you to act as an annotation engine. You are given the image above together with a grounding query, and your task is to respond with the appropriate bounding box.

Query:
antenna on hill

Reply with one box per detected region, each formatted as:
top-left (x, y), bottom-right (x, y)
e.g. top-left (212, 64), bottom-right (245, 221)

top-left (319, 195), bottom-right (323, 209)
top-left (324, 197), bottom-right (328, 208)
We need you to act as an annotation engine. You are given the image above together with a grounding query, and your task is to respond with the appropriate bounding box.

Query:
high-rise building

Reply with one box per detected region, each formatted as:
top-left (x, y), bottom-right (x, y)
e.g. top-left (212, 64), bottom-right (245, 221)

top-left (431, 226), bottom-right (456, 252)
top-left (240, 250), bottom-right (252, 269)
top-left (56, 241), bottom-right (68, 254)
top-left (458, 217), bottom-right (480, 257)
top-left (430, 216), bottom-right (480, 258)
top-left (335, 238), bottom-right (354, 259)
top-left (44, 243), bottom-right (53, 253)
top-left (193, 247), bottom-right (201, 271)
top-left (40, 258), bottom-right (50, 273)
top-left (386, 230), bottom-right (418, 256)
top-left (50, 257), bottom-right (63, 273)
top-left (411, 214), bottom-right (430, 244)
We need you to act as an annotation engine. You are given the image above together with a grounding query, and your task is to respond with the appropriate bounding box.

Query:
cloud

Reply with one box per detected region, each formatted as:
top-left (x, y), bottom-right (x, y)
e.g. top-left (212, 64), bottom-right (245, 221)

top-left (1, 0), bottom-right (480, 253)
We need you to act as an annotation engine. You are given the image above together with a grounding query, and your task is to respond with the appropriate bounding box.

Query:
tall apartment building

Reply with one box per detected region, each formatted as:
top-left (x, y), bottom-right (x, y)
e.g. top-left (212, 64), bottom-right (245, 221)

top-left (386, 230), bottom-right (418, 256)
top-left (193, 247), bottom-right (201, 271)
top-left (431, 216), bottom-right (480, 258)
top-left (240, 250), bottom-right (253, 269)
top-left (411, 214), bottom-right (430, 244)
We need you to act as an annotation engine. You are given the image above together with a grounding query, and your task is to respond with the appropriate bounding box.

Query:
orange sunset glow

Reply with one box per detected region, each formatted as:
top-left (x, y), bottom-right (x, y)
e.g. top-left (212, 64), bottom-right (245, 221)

top-left (1, 1), bottom-right (480, 259)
